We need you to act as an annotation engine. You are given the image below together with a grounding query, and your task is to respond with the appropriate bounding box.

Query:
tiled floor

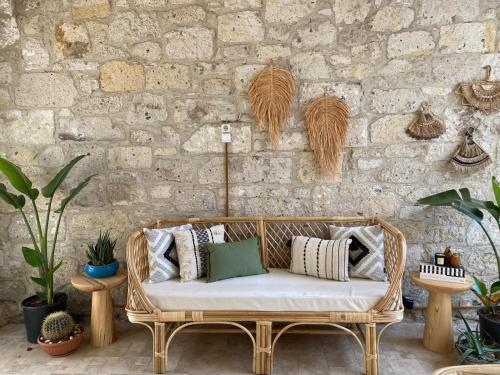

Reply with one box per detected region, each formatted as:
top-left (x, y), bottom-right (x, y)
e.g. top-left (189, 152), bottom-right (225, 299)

top-left (0, 320), bottom-right (457, 374)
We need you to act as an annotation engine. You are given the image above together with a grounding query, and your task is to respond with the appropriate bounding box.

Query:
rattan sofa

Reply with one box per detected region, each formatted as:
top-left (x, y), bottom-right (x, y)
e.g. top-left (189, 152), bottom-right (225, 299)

top-left (126, 216), bottom-right (406, 375)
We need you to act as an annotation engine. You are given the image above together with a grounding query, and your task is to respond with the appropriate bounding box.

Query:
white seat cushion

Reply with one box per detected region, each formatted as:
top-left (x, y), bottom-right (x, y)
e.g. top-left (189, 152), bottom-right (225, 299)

top-left (143, 268), bottom-right (389, 312)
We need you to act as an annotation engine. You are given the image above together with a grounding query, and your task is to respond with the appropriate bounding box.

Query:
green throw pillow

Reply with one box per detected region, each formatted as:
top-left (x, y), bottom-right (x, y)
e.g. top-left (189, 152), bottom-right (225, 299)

top-left (205, 237), bottom-right (268, 283)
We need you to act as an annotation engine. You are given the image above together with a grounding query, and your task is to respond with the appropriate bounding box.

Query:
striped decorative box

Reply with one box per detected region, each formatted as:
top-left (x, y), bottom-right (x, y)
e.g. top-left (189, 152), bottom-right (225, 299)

top-left (419, 263), bottom-right (466, 284)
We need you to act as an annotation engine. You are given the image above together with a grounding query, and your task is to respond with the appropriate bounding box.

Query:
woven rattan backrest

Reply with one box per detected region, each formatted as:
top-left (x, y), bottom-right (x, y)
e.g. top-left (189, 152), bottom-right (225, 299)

top-left (190, 221), bottom-right (259, 243)
top-left (262, 217), bottom-right (376, 268)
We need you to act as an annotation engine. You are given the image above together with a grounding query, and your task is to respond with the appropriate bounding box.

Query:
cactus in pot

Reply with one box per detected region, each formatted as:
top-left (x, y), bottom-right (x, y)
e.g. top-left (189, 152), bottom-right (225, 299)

top-left (41, 311), bottom-right (74, 342)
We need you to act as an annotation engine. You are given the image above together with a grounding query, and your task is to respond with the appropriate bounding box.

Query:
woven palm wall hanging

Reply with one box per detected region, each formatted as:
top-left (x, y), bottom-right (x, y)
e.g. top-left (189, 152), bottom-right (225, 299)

top-left (305, 95), bottom-right (349, 177)
top-left (406, 102), bottom-right (445, 139)
top-left (455, 65), bottom-right (500, 113)
top-left (248, 65), bottom-right (295, 148)
top-left (450, 127), bottom-right (492, 173)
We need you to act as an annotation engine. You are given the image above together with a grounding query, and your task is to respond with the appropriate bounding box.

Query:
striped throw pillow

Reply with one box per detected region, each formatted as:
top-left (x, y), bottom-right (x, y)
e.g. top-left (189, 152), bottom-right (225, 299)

top-left (143, 224), bottom-right (192, 283)
top-left (289, 236), bottom-right (351, 281)
top-left (173, 225), bottom-right (225, 282)
top-left (329, 225), bottom-right (386, 281)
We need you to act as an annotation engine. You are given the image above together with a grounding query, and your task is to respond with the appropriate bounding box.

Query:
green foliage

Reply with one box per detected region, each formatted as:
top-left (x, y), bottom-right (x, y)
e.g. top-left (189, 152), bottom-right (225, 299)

top-left (417, 177), bottom-right (500, 309)
top-left (41, 311), bottom-right (74, 342)
top-left (455, 312), bottom-right (500, 365)
top-left (86, 231), bottom-right (116, 266)
top-left (0, 155), bottom-right (93, 304)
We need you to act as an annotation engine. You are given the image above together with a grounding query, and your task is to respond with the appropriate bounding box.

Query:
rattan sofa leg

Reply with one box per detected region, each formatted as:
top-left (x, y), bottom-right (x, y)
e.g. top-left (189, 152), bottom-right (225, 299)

top-left (255, 321), bottom-right (272, 374)
top-left (365, 323), bottom-right (378, 375)
top-left (154, 322), bottom-right (166, 374)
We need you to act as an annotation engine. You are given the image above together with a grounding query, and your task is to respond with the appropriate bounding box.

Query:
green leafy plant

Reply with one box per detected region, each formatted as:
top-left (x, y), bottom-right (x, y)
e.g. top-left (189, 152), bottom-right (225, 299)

top-left (0, 155), bottom-right (93, 305)
top-left (41, 311), bottom-right (74, 342)
top-left (455, 312), bottom-right (500, 365)
top-left (86, 231), bottom-right (116, 266)
top-left (417, 176), bottom-right (500, 311)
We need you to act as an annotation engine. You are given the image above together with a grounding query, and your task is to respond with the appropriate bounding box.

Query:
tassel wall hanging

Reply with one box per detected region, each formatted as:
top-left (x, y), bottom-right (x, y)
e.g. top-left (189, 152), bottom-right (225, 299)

top-left (406, 102), bottom-right (445, 139)
top-left (248, 65), bottom-right (295, 148)
top-left (305, 95), bottom-right (349, 177)
top-left (450, 127), bottom-right (492, 173)
top-left (455, 65), bottom-right (500, 113)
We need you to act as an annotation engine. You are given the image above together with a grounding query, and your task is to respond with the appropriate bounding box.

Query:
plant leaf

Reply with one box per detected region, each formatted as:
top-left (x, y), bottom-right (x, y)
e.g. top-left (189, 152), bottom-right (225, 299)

top-left (22, 247), bottom-right (44, 267)
top-left (55, 175), bottom-right (95, 213)
top-left (493, 177), bottom-right (500, 208)
top-left (450, 201), bottom-right (483, 223)
top-left (41, 154), bottom-right (87, 198)
top-left (47, 260), bottom-right (63, 279)
top-left (463, 199), bottom-right (500, 223)
top-left (455, 348), bottom-right (474, 365)
top-left (459, 188), bottom-right (472, 201)
top-left (31, 276), bottom-right (47, 288)
top-left (0, 158), bottom-right (38, 199)
top-left (0, 183), bottom-right (25, 208)
top-left (416, 190), bottom-right (461, 206)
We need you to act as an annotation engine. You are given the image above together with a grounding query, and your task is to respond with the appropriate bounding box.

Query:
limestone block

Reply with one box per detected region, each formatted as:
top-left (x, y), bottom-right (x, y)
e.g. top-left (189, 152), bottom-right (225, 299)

top-left (37, 145), bottom-right (65, 168)
top-left (336, 63), bottom-right (373, 80)
top-left (100, 61), bottom-right (144, 92)
top-left (234, 64), bottom-right (265, 92)
top-left (0, 62), bottom-right (12, 84)
top-left (108, 146), bottom-right (152, 169)
top-left (0, 110), bottom-right (54, 144)
top-left (369, 89), bottom-right (424, 114)
top-left (202, 78), bottom-right (232, 95)
top-left (145, 63), bottom-right (190, 90)
top-left (370, 6), bottom-right (414, 32)
top-left (0, 0), bottom-right (19, 49)
top-left (312, 185), bottom-right (396, 217)
top-left (160, 6), bottom-right (206, 25)
top-left (347, 117), bottom-right (368, 147)
top-left (378, 159), bottom-right (427, 183)
top-left (108, 12), bottom-right (159, 44)
top-left (292, 21), bottom-right (336, 49)
top-left (290, 52), bottom-right (330, 80)
top-left (264, 0), bottom-right (316, 24)
top-left (153, 158), bottom-right (195, 183)
top-left (223, 0), bottom-right (262, 10)
top-left (333, 0), bottom-right (371, 25)
top-left (125, 93), bottom-right (168, 125)
top-left (387, 31), bottom-right (435, 58)
top-left (130, 0), bottom-right (168, 7)
top-left (73, 95), bottom-right (123, 115)
top-left (255, 45), bottom-right (291, 61)
top-left (21, 38), bottom-right (49, 70)
top-left (418, 0), bottom-right (480, 25)
top-left (173, 98), bottom-right (238, 123)
top-left (352, 42), bottom-right (382, 61)
top-left (55, 23), bottom-right (90, 59)
top-left (173, 189), bottom-right (216, 211)
top-left (58, 117), bottom-right (123, 141)
top-left (130, 41), bottom-right (162, 62)
top-left (370, 114), bottom-right (415, 143)
top-left (72, 0), bottom-right (111, 19)
top-left (218, 11), bottom-right (264, 43)
top-left (15, 73), bottom-right (77, 107)
top-left (164, 27), bottom-right (214, 60)
top-left (69, 210), bottom-right (129, 240)
top-left (183, 124), bottom-right (251, 154)
top-left (439, 22), bottom-right (496, 54)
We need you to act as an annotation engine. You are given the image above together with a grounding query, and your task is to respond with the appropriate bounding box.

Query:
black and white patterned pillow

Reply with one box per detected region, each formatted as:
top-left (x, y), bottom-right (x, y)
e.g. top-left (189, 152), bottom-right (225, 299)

top-left (329, 225), bottom-right (386, 281)
top-left (173, 225), bottom-right (225, 282)
top-left (289, 236), bottom-right (351, 281)
top-left (143, 224), bottom-right (192, 283)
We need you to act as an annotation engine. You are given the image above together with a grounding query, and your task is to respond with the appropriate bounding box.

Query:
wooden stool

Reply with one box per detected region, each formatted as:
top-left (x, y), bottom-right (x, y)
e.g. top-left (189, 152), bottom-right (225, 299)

top-left (410, 271), bottom-right (472, 353)
top-left (71, 269), bottom-right (127, 347)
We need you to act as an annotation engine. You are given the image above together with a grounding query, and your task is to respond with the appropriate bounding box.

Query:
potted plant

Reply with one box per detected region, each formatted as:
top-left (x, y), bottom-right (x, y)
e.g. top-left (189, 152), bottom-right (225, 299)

top-left (0, 155), bottom-right (93, 343)
top-left (455, 312), bottom-right (500, 365)
top-left (417, 176), bottom-right (500, 343)
top-left (84, 231), bottom-right (118, 278)
top-left (38, 311), bottom-right (84, 356)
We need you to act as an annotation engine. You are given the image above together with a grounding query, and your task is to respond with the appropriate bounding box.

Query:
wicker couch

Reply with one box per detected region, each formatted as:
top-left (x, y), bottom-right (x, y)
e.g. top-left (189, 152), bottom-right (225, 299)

top-left (126, 216), bottom-right (406, 375)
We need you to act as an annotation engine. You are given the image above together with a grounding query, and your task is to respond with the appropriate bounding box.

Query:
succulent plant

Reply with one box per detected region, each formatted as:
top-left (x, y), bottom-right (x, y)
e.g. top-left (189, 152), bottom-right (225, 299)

top-left (41, 311), bottom-right (74, 342)
top-left (86, 231), bottom-right (116, 266)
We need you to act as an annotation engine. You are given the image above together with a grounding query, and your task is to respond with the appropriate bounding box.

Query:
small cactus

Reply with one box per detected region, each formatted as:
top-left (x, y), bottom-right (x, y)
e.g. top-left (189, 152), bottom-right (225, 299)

top-left (41, 311), bottom-right (74, 342)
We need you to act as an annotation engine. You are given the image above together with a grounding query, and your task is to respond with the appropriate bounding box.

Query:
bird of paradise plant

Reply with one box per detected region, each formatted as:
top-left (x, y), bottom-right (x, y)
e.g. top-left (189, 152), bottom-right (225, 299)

top-left (0, 155), bottom-right (93, 305)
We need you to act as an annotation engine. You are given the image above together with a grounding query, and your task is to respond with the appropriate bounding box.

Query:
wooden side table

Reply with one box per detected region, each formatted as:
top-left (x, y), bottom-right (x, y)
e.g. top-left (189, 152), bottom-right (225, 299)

top-left (71, 269), bottom-right (127, 347)
top-left (410, 271), bottom-right (472, 353)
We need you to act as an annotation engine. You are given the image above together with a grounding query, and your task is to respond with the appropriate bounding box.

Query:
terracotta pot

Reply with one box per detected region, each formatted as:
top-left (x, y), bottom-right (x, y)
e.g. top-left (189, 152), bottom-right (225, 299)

top-left (37, 326), bottom-right (84, 357)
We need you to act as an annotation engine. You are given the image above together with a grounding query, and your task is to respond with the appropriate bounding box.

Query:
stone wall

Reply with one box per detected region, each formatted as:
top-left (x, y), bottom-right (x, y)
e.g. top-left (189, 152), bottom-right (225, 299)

top-left (0, 0), bottom-right (499, 322)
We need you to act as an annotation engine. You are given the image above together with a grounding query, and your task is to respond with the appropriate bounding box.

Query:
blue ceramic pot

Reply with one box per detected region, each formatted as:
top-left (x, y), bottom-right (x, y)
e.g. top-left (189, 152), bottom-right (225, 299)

top-left (84, 261), bottom-right (119, 278)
